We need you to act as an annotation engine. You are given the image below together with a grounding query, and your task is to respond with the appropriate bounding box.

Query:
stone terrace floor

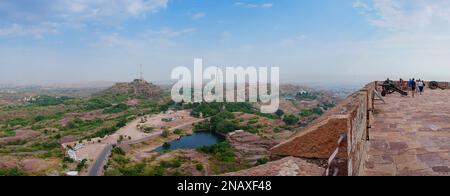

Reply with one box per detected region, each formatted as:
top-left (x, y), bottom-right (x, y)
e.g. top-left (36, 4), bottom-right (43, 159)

top-left (364, 88), bottom-right (450, 176)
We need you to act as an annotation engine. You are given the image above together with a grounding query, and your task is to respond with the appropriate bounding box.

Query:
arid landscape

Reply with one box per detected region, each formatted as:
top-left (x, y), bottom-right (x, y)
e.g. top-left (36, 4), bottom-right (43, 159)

top-left (0, 80), bottom-right (344, 176)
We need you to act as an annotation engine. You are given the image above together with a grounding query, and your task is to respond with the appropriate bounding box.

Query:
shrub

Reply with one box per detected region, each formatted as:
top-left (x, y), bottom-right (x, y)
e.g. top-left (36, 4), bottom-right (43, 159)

top-left (63, 156), bottom-right (75, 163)
top-left (103, 103), bottom-right (129, 114)
top-left (86, 98), bottom-right (112, 110)
top-left (161, 130), bottom-right (170, 138)
top-left (256, 158), bottom-right (269, 166)
top-left (162, 142), bottom-right (171, 150)
top-left (0, 168), bottom-right (26, 176)
top-left (299, 106), bottom-right (324, 117)
top-left (196, 163), bottom-right (204, 171)
top-left (91, 126), bottom-right (118, 138)
top-left (173, 129), bottom-right (183, 135)
top-left (198, 142), bottom-right (235, 162)
top-left (275, 109), bottom-right (285, 117)
top-left (76, 159), bottom-right (88, 172)
top-left (283, 115), bottom-right (299, 125)
top-left (112, 146), bottom-right (125, 155)
top-left (116, 118), bottom-right (127, 128)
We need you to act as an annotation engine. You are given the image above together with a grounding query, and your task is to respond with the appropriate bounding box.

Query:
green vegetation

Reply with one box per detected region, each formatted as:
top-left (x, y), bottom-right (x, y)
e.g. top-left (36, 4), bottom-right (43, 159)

top-left (85, 98), bottom-right (112, 110)
top-left (161, 130), bottom-right (170, 138)
top-left (173, 129), bottom-right (182, 135)
top-left (196, 163), bottom-right (204, 171)
top-left (29, 95), bottom-right (73, 106)
top-left (197, 142), bottom-right (244, 174)
top-left (194, 111), bottom-right (264, 134)
top-left (299, 106), bottom-right (324, 117)
top-left (162, 142), bottom-right (171, 150)
top-left (296, 92), bottom-right (317, 101)
top-left (105, 157), bottom-right (185, 176)
top-left (64, 118), bottom-right (104, 133)
top-left (283, 114), bottom-right (299, 125)
top-left (112, 146), bottom-right (125, 156)
top-left (191, 102), bottom-right (276, 119)
top-left (0, 168), bottom-right (27, 176)
top-left (275, 109), bottom-right (285, 117)
top-left (90, 126), bottom-right (118, 138)
top-left (198, 142), bottom-right (235, 162)
top-left (76, 159), bottom-right (88, 172)
top-left (103, 103), bottom-right (129, 114)
top-left (256, 158), bottom-right (269, 166)
top-left (159, 100), bottom-right (175, 112)
top-left (319, 102), bottom-right (336, 110)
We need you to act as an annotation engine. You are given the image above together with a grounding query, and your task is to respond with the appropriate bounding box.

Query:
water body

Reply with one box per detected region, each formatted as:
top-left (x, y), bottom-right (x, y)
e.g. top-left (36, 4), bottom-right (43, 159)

top-left (155, 132), bottom-right (224, 152)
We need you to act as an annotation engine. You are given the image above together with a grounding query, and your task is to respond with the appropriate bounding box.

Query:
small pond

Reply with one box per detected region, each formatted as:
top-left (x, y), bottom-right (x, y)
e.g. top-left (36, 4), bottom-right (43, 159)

top-left (154, 131), bottom-right (224, 152)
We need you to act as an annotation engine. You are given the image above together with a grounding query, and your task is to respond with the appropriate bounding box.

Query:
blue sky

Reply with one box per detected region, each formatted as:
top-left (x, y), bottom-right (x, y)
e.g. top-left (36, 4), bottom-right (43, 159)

top-left (1, 0), bottom-right (450, 86)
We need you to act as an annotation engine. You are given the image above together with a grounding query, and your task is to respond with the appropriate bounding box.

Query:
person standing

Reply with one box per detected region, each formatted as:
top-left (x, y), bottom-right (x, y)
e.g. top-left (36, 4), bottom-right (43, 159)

top-left (418, 80), bottom-right (425, 95)
top-left (411, 78), bottom-right (417, 98)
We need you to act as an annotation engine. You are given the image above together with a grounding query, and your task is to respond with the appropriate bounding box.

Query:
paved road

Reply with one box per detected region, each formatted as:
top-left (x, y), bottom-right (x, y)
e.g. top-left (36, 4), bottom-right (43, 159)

top-left (87, 144), bottom-right (112, 176)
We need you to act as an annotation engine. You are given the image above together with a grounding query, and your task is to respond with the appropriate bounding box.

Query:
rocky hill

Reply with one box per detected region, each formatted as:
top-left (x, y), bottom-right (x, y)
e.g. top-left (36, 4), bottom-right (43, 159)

top-left (104, 79), bottom-right (163, 99)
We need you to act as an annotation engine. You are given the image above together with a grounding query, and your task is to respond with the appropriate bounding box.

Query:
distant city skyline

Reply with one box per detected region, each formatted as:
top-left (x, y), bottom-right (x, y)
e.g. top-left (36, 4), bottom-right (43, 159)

top-left (2, 0), bottom-right (450, 86)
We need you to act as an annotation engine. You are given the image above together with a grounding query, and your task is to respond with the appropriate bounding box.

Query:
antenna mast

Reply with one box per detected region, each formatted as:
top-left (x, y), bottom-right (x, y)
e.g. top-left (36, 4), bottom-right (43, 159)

top-left (140, 64), bottom-right (143, 80)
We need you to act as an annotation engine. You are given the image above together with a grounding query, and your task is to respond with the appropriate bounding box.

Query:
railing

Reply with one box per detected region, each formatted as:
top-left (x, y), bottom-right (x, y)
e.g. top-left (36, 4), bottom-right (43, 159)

top-left (325, 133), bottom-right (347, 176)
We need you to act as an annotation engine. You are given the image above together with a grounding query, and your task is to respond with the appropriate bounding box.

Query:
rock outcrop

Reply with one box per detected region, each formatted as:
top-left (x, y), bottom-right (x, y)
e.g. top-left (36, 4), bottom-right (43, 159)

top-left (227, 131), bottom-right (278, 165)
top-left (106, 79), bottom-right (163, 99)
top-left (223, 157), bottom-right (325, 176)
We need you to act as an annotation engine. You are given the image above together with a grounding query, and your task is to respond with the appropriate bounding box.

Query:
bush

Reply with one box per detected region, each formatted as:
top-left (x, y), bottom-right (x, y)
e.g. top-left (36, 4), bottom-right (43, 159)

top-left (143, 127), bottom-right (154, 133)
top-left (196, 163), bottom-right (204, 171)
top-left (299, 106), bottom-right (324, 117)
top-left (161, 130), bottom-right (170, 138)
top-left (63, 156), bottom-right (75, 163)
top-left (0, 168), bottom-right (26, 176)
top-left (91, 126), bottom-right (118, 138)
top-left (198, 142), bottom-right (235, 162)
top-left (256, 158), bottom-right (269, 166)
top-left (76, 159), bottom-right (88, 172)
top-left (275, 109), bottom-right (285, 117)
top-left (103, 103), bottom-right (129, 114)
top-left (160, 158), bottom-right (183, 168)
top-left (162, 142), bottom-right (171, 150)
top-left (283, 115), bottom-right (299, 125)
top-left (112, 146), bottom-right (125, 155)
top-left (86, 98), bottom-right (112, 110)
top-left (116, 118), bottom-right (127, 128)
top-left (248, 119), bottom-right (259, 125)
top-left (296, 92), bottom-right (317, 100)
top-left (29, 95), bottom-right (73, 106)
top-left (173, 129), bottom-right (183, 135)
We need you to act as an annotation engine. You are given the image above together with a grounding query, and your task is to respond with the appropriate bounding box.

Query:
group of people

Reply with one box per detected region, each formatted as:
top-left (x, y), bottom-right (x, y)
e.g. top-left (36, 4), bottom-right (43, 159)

top-left (407, 78), bottom-right (425, 97)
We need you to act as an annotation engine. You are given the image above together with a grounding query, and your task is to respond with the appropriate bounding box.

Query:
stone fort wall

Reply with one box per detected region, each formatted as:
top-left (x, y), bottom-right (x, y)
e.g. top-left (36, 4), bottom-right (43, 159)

top-left (271, 82), bottom-right (378, 176)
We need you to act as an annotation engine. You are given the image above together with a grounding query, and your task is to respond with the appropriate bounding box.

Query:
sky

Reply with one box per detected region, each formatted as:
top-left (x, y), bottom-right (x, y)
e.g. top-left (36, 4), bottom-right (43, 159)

top-left (1, 0), bottom-right (450, 86)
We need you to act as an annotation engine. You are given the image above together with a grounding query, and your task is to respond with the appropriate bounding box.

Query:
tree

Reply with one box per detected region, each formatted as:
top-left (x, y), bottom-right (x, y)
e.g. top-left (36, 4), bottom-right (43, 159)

top-left (275, 109), bottom-right (285, 117)
top-left (161, 130), bottom-right (170, 138)
top-left (173, 129), bottom-right (183, 135)
top-left (196, 163), bottom-right (204, 171)
top-left (163, 142), bottom-right (171, 150)
top-left (283, 114), bottom-right (299, 125)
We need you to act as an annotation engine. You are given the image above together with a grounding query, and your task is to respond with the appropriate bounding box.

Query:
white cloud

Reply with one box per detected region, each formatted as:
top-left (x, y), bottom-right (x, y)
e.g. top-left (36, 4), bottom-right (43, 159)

top-left (350, 0), bottom-right (450, 79)
top-left (0, 0), bottom-right (169, 38)
top-left (279, 35), bottom-right (306, 47)
top-left (191, 12), bottom-right (206, 20)
top-left (93, 27), bottom-right (195, 49)
top-left (0, 23), bottom-right (60, 39)
top-left (234, 2), bottom-right (273, 9)
top-left (261, 3), bottom-right (273, 9)
top-left (354, 0), bottom-right (450, 32)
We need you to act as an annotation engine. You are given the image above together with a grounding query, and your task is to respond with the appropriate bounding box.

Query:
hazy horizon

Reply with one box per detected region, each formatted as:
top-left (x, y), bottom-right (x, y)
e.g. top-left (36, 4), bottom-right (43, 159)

top-left (2, 0), bottom-right (450, 86)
